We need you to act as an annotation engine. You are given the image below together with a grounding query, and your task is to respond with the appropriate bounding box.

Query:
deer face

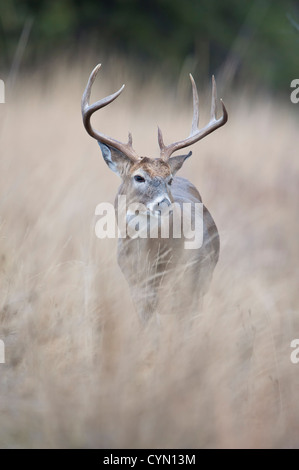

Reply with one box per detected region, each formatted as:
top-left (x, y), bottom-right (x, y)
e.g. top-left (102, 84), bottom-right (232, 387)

top-left (99, 144), bottom-right (192, 213)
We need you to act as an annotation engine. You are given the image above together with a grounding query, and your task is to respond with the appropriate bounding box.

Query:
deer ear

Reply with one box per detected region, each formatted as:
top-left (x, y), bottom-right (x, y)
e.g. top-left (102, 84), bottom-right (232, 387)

top-left (98, 142), bottom-right (133, 177)
top-left (168, 151), bottom-right (192, 175)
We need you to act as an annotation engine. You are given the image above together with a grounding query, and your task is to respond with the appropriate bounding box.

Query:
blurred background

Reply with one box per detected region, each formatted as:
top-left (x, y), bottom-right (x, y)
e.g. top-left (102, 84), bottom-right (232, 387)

top-left (1, 0), bottom-right (299, 92)
top-left (0, 0), bottom-right (299, 449)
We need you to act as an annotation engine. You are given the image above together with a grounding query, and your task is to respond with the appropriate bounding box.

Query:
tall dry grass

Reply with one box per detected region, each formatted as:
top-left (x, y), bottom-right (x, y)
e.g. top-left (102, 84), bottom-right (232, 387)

top-left (0, 58), bottom-right (298, 448)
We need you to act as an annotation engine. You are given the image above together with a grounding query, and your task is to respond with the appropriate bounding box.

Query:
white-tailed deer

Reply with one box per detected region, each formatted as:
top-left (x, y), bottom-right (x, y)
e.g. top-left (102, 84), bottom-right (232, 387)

top-left (82, 64), bottom-right (228, 323)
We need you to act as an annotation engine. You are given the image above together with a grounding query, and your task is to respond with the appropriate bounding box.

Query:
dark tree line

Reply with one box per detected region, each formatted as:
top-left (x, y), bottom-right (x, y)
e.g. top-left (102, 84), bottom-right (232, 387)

top-left (0, 0), bottom-right (298, 91)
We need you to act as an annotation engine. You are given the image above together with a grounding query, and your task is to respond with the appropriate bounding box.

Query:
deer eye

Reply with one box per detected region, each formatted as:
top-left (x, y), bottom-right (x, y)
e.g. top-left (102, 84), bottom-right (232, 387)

top-left (134, 175), bottom-right (145, 183)
top-left (168, 178), bottom-right (173, 185)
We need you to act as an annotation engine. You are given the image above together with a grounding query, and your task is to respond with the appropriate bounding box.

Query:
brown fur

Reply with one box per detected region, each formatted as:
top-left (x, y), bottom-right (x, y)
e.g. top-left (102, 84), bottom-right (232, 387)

top-left (130, 157), bottom-right (171, 178)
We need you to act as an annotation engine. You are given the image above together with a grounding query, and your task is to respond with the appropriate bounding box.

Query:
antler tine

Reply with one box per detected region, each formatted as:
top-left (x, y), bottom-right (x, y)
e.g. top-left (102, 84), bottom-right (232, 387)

top-left (158, 74), bottom-right (228, 161)
top-left (189, 73), bottom-right (199, 136)
top-left (211, 75), bottom-right (217, 121)
top-left (81, 64), bottom-right (138, 160)
top-left (157, 126), bottom-right (164, 149)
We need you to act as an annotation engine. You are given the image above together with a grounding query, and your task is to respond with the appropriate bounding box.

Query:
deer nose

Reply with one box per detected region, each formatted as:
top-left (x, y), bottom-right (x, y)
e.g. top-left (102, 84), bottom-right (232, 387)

top-left (149, 197), bottom-right (172, 214)
top-left (158, 198), bottom-right (171, 208)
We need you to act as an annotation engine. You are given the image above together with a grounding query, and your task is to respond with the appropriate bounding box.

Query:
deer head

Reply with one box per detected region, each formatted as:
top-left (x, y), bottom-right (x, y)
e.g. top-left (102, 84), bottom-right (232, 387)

top-left (81, 64), bottom-right (227, 213)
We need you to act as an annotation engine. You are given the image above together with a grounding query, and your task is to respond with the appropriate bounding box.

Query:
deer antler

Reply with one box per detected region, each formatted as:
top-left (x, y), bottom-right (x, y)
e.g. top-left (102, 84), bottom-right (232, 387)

top-left (158, 74), bottom-right (228, 161)
top-left (81, 64), bottom-right (139, 161)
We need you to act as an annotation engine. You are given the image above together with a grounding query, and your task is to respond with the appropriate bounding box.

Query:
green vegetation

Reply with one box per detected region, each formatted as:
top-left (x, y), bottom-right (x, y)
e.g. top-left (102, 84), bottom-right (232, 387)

top-left (0, 0), bottom-right (298, 91)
